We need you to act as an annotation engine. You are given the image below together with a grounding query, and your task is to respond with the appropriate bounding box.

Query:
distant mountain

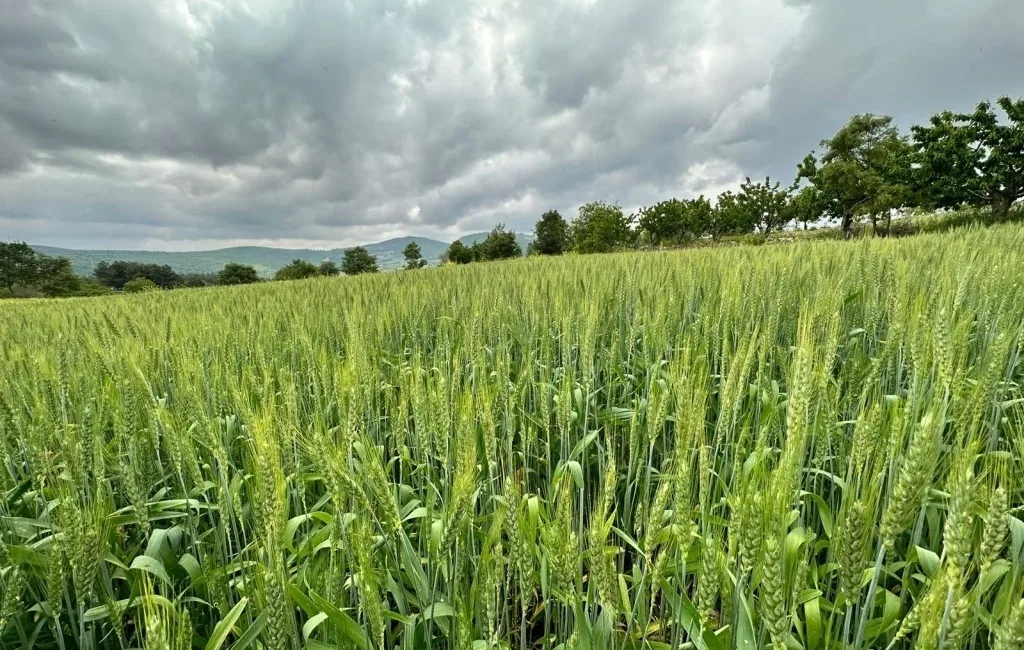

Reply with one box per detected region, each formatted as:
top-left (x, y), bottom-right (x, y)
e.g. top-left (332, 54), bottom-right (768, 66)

top-left (32, 236), bottom-right (450, 277)
top-left (32, 232), bottom-right (534, 277)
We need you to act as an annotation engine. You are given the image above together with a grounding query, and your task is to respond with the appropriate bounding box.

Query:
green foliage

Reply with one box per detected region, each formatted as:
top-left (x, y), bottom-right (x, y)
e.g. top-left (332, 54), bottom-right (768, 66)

top-left (638, 198), bottom-right (707, 245)
top-left (531, 210), bottom-right (570, 255)
top-left (913, 96), bottom-right (1024, 218)
top-left (0, 241), bottom-right (38, 294)
top-left (35, 256), bottom-right (83, 297)
top-left (94, 260), bottom-right (182, 289)
top-left (710, 190), bottom-right (746, 239)
top-left (798, 114), bottom-right (912, 237)
top-left (1, 226), bottom-right (1023, 650)
top-left (274, 258), bottom-right (320, 281)
top-left (403, 242), bottom-right (428, 269)
top-left (446, 240), bottom-right (474, 264)
top-left (218, 263), bottom-right (260, 285)
top-left (319, 260), bottom-right (341, 276)
top-left (570, 201), bottom-right (634, 253)
top-left (737, 176), bottom-right (791, 237)
top-left (122, 276), bottom-right (158, 293)
top-left (476, 224), bottom-right (522, 261)
top-left (342, 246), bottom-right (379, 275)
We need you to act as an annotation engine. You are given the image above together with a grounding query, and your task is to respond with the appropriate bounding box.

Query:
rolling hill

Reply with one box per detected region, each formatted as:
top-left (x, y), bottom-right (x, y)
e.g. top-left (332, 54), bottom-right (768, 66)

top-left (32, 231), bottom-right (534, 277)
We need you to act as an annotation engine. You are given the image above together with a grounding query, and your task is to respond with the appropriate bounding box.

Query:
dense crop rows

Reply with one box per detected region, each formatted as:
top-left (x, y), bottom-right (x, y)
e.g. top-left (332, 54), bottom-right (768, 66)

top-left (2, 226), bottom-right (1024, 650)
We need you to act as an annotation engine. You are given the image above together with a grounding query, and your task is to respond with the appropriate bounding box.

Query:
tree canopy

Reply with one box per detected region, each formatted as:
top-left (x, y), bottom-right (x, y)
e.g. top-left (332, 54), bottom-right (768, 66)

top-left (446, 240), bottom-right (474, 264)
top-left (531, 210), bottom-right (569, 255)
top-left (797, 114), bottom-right (911, 237)
top-left (274, 259), bottom-right (320, 281)
top-left (736, 177), bottom-right (792, 237)
top-left (342, 247), bottom-right (379, 275)
top-left (913, 97), bottom-right (1024, 218)
top-left (0, 242), bottom-right (39, 294)
top-left (477, 224), bottom-right (522, 261)
top-left (94, 260), bottom-right (182, 289)
top-left (218, 263), bottom-right (260, 285)
top-left (404, 242), bottom-right (428, 269)
top-left (319, 260), bottom-right (341, 276)
top-left (570, 202), bottom-right (633, 254)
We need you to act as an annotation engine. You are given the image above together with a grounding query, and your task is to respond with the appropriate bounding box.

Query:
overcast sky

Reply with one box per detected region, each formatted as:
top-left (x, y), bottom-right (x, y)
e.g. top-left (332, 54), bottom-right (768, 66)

top-left (1, 0), bottom-right (1022, 251)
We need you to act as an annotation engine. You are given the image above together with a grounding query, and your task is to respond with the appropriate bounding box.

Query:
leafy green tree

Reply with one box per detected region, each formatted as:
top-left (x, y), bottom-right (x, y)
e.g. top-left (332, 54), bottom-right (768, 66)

top-left (788, 186), bottom-right (824, 230)
top-left (218, 263), bottom-right (260, 285)
top-left (912, 97), bottom-right (1024, 219)
top-left (404, 242), bottom-right (428, 269)
top-left (342, 247), bottom-right (379, 275)
top-left (478, 224), bottom-right (522, 261)
top-left (737, 176), bottom-right (791, 237)
top-left (94, 261), bottom-right (181, 289)
top-left (531, 210), bottom-right (570, 255)
top-left (274, 259), bottom-right (320, 281)
top-left (36, 256), bottom-right (83, 297)
top-left (0, 241), bottom-right (40, 294)
top-left (123, 277), bottom-right (158, 293)
top-left (638, 199), bottom-right (687, 246)
top-left (570, 201), bottom-right (634, 253)
top-left (798, 114), bottom-right (910, 238)
top-left (445, 240), bottom-right (474, 264)
top-left (709, 191), bottom-right (745, 240)
top-left (319, 260), bottom-right (341, 276)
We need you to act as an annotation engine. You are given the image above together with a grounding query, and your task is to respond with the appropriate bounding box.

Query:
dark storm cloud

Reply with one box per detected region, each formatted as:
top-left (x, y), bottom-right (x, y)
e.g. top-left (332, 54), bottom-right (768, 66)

top-left (0, 0), bottom-right (1021, 249)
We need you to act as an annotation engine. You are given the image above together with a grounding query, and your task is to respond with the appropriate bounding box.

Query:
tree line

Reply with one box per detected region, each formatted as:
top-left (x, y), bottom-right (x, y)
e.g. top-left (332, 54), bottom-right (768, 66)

top-left (0, 243), bottom-right (428, 298)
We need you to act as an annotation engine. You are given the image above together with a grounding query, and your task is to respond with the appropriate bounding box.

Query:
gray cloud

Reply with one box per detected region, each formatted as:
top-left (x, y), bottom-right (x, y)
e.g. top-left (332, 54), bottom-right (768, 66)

top-left (0, 0), bottom-right (1021, 249)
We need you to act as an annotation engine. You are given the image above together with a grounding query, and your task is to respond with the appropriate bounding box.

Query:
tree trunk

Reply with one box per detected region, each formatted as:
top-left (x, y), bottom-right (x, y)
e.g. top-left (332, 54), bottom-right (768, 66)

top-left (870, 213), bottom-right (879, 237)
top-left (842, 212), bottom-right (854, 239)
top-left (992, 195), bottom-right (1011, 221)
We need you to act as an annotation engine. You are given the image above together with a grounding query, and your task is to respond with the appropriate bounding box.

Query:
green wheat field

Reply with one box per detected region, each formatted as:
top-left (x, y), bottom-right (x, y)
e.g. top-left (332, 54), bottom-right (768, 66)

top-left (2, 226), bottom-right (1023, 650)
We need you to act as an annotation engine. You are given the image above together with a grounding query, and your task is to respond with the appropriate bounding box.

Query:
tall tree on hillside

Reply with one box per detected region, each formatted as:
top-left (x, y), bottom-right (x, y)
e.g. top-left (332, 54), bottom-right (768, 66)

top-left (218, 263), bottom-right (260, 285)
top-left (570, 201), bottom-right (633, 253)
top-left (737, 176), bottom-right (792, 238)
top-left (797, 114), bottom-right (910, 238)
top-left (478, 224), bottom-right (522, 261)
top-left (531, 210), bottom-right (570, 255)
top-left (342, 247), bottom-right (379, 275)
top-left (0, 241), bottom-right (40, 294)
top-left (404, 242), bottom-right (428, 269)
top-left (274, 259), bottom-right (319, 281)
top-left (912, 97), bottom-right (1024, 219)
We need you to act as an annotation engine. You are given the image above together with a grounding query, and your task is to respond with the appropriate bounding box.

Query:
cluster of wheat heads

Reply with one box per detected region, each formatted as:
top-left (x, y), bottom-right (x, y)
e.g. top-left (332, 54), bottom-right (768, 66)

top-left (1, 225), bottom-right (1024, 650)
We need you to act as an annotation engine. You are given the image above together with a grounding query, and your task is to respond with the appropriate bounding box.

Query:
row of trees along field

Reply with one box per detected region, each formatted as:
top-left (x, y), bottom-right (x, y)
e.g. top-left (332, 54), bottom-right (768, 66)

top-left (442, 95), bottom-right (1023, 262)
top-left (0, 243), bottom-right (422, 298)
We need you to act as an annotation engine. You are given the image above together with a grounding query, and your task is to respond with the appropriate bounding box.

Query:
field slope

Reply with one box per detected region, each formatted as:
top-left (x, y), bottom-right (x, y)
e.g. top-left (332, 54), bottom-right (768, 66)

top-left (2, 225), bottom-right (1023, 650)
